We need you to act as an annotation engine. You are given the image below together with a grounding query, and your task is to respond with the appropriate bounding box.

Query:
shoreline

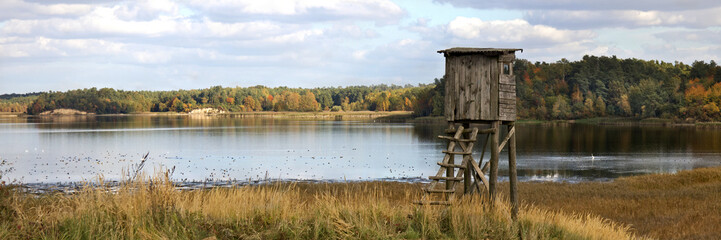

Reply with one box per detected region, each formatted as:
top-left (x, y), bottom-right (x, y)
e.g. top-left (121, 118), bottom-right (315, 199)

top-left (3, 111), bottom-right (416, 121)
top-left (5, 111), bottom-right (721, 127)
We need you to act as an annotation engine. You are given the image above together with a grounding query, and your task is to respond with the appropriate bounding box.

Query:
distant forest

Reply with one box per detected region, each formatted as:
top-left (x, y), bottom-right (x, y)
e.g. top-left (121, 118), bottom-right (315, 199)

top-left (2, 55), bottom-right (720, 121)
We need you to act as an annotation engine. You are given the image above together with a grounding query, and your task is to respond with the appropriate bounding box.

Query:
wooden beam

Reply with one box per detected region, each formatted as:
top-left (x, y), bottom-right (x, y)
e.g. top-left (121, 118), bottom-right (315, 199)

top-left (427, 126), bottom-right (464, 198)
top-left (437, 162), bottom-right (466, 169)
top-left (469, 158), bottom-right (489, 192)
top-left (508, 123), bottom-right (519, 221)
top-left (444, 128), bottom-right (474, 134)
top-left (478, 133), bottom-right (490, 168)
top-left (463, 123), bottom-right (472, 194)
top-left (430, 176), bottom-right (464, 181)
top-left (437, 136), bottom-right (476, 142)
top-left (498, 125), bottom-right (515, 152)
top-left (468, 131), bottom-right (491, 196)
top-left (478, 128), bottom-right (497, 134)
top-left (449, 126), bottom-right (478, 195)
top-left (442, 150), bottom-right (473, 155)
top-left (489, 121), bottom-right (500, 200)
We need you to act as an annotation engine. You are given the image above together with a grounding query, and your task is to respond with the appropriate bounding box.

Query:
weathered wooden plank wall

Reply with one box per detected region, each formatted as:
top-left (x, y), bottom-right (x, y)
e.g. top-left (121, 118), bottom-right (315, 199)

top-left (443, 52), bottom-right (516, 122)
top-left (444, 56), bottom-right (455, 121)
top-left (498, 54), bottom-right (516, 121)
top-left (480, 56), bottom-right (491, 120)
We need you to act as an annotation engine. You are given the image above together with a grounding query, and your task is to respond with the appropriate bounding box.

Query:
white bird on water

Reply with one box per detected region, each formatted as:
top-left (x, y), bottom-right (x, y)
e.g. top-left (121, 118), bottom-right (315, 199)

top-left (591, 154), bottom-right (595, 160)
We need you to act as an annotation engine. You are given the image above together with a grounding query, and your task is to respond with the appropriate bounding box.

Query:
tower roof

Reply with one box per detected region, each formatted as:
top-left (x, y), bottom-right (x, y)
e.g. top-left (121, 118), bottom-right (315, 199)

top-left (437, 48), bottom-right (522, 56)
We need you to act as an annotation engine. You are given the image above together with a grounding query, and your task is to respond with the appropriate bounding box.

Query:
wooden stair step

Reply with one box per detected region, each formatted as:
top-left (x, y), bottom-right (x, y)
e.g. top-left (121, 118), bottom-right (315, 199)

top-left (444, 128), bottom-right (474, 134)
top-left (442, 150), bottom-right (472, 155)
top-left (446, 128), bottom-right (495, 134)
top-left (429, 176), bottom-right (464, 181)
top-left (425, 189), bottom-right (456, 193)
top-left (437, 162), bottom-right (466, 169)
top-left (437, 136), bottom-right (476, 142)
top-left (477, 128), bottom-right (496, 134)
top-left (413, 201), bottom-right (452, 205)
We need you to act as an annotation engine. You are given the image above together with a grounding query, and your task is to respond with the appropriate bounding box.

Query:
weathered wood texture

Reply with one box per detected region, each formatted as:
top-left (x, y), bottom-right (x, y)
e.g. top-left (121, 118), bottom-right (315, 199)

top-left (417, 125), bottom-right (483, 205)
top-left (463, 123), bottom-right (472, 194)
top-left (508, 123), bottom-right (519, 220)
top-left (489, 121), bottom-right (500, 200)
top-left (440, 48), bottom-right (520, 122)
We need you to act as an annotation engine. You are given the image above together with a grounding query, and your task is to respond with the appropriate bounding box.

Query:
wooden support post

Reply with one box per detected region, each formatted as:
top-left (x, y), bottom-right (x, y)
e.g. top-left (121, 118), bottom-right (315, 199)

top-left (508, 123), bottom-right (518, 220)
top-left (489, 121), bottom-right (500, 201)
top-left (446, 122), bottom-right (455, 200)
top-left (463, 123), bottom-right (471, 194)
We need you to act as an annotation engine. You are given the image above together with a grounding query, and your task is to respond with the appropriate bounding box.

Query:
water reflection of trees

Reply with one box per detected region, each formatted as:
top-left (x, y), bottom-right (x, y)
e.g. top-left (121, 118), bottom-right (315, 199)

top-left (411, 122), bottom-right (721, 156)
top-left (516, 123), bottom-right (721, 155)
top-left (22, 117), bottom-right (721, 155)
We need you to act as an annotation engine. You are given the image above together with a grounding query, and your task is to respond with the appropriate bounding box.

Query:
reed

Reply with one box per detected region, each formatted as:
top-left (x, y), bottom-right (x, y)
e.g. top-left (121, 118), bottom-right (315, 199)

top-left (0, 174), bottom-right (641, 239)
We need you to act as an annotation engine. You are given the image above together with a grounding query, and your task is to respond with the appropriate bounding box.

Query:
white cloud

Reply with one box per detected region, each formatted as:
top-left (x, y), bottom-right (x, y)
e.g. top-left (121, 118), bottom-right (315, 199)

top-left (325, 24), bottom-right (378, 38)
top-left (1, 0), bottom-right (718, 94)
top-left (113, 0), bottom-right (180, 21)
top-left (655, 29), bottom-right (721, 44)
top-left (446, 17), bottom-right (595, 45)
top-left (1, 10), bottom-right (294, 40)
top-left (436, 0), bottom-right (721, 29)
top-left (398, 16), bottom-right (610, 62)
top-left (0, 37), bottom-right (124, 58)
top-left (639, 44), bottom-right (720, 64)
top-left (434, 0), bottom-right (721, 11)
top-left (266, 29), bottom-right (324, 44)
top-left (186, 0), bottom-right (405, 23)
top-left (1, 7), bottom-right (186, 37)
top-left (0, 0), bottom-right (93, 21)
top-left (352, 50), bottom-right (367, 60)
top-left (524, 8), bottom-right (721, 29)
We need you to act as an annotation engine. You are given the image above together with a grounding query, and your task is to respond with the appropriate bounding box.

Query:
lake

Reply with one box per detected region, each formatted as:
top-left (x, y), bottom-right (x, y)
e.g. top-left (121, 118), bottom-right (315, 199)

top-left (1, 115), bottom-right (720, 185)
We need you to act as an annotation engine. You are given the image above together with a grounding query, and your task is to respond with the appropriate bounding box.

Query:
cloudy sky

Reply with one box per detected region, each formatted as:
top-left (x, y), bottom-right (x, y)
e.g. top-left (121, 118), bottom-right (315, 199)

top-left (1, 0), bottom-right (720, 94)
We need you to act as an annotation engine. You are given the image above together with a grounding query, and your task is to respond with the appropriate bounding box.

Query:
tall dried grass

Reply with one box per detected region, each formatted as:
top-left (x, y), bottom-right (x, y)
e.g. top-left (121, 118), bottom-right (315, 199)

top-left (0, 174), bottom-right (640, 239)
top-left (500, 166), bottom-right (721, 239)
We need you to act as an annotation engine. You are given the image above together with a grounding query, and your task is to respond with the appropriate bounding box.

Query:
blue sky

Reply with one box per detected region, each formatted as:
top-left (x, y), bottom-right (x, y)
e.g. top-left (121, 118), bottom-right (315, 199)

top-left (1, 0), bottom-right (720, 94)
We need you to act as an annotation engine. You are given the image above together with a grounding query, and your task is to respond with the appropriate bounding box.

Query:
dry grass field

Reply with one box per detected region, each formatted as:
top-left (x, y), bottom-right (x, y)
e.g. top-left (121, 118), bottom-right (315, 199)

top-left (0, 178), bottom-right (638, 239)
top-left (498, 167), bottom-right (721, 239)
top-left (1, 167), bottom-right (718, 239)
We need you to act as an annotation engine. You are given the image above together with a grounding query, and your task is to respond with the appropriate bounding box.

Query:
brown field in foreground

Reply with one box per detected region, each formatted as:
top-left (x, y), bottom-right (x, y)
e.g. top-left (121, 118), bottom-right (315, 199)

top-left (498, 167), bottom-right (721, 239)
top-left (0, 179), bottom-right (636, 239)
top-left (1, 166), bottom-right (718, 239)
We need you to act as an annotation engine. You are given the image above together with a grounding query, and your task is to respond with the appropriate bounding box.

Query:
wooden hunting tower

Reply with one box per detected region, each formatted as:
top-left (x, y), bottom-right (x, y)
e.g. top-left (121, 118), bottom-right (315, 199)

top-left (438, 48), bottom-right (521, 122)
top-left (416, 47), bottom-right (522, 221)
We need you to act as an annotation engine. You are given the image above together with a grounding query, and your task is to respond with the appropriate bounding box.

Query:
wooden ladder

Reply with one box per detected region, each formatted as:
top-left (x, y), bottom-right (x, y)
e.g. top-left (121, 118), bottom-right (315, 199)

top-left (415, 125), bottom-right (482, 205)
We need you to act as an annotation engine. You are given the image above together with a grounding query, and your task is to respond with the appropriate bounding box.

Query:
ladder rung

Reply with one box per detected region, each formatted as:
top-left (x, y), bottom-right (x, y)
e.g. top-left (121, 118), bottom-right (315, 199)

top-left (445, 128), bottom-right (496, 134)
top-left (437, 162), bottom-right (466, 169)
top-left (425, 189), bottom-right (456, 193)
top-left (429, 176), bottom-right (464, 181)
top-left (444, 129), bottom-right (473, 134)
top-left (478, 128), bottom-right (496, 134)
top-left (437, 136), bottom-right (476, 142)
top-left (442, 150), bottom-right (472, 155)
top-left (414, 201), bottom-right (452, 205)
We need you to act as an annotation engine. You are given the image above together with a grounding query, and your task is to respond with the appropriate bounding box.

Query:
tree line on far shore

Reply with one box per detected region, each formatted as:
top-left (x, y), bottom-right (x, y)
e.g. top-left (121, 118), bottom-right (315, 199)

top-left (2, 55), bottom-right (720, 121)
top-left (514, 56), bottom-right (721, 121)
top-left (19, 84), bottom-right (442, 117)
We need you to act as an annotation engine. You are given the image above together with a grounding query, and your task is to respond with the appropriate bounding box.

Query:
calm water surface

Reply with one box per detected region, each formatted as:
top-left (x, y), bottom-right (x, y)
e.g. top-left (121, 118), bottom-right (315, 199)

top-left (1, 115), bottom-right (720, 184)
